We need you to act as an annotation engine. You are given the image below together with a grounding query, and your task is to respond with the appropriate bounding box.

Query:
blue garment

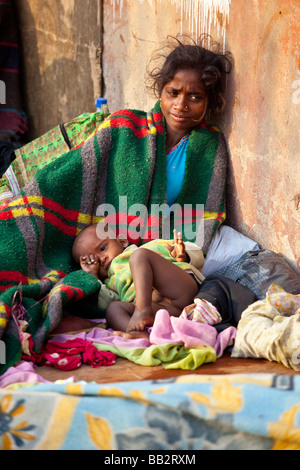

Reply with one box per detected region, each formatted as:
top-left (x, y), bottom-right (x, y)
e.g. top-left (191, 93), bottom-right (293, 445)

top-left (166, 134), bottom-right (189, 206)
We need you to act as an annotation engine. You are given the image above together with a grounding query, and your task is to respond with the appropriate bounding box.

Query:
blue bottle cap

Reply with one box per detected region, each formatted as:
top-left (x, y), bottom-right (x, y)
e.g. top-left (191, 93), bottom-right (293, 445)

top-left (96, 97), bottom-right (107, 107)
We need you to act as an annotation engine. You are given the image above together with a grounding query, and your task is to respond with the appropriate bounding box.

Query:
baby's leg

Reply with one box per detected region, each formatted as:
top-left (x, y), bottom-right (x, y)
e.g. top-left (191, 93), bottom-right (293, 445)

top-left (106, 301), bottom-right (150, 339)
top-left (106, 301), bottom-right (135, 331)
top-left (127, 248), bottom-right (199, 332)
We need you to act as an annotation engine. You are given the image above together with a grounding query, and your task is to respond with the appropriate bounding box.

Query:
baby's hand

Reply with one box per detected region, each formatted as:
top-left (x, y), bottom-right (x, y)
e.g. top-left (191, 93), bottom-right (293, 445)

top-left (164, 229), bottom-right (188, 262)
top-left (79, 254), bottom-right (100, 278)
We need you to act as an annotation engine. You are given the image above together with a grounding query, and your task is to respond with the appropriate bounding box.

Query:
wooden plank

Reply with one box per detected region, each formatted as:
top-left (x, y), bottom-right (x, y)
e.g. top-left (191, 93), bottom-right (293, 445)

top-left (35, 352), bottom-right (299, 384)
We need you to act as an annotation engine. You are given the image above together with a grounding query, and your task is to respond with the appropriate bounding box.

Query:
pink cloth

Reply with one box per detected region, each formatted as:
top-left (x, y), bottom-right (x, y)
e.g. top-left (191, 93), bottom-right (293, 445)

top-left (149, 309), bottom-right (236, 357)
top-left (52, 328), bottom-right (152, 350)
top-left (50, 310), bottom-right (236, 358)
top-left (0, 361), bottom-right (50, 388)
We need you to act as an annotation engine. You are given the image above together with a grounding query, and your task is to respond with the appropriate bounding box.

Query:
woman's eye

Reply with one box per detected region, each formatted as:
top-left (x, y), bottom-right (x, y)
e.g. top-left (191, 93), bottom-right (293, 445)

top-left (191, 95), bottom-right (203, 101)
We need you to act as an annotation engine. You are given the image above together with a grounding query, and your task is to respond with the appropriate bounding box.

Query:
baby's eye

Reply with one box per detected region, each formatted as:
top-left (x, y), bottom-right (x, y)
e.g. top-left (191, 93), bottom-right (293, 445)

top-left (99, 245), bottom-right (106, 252)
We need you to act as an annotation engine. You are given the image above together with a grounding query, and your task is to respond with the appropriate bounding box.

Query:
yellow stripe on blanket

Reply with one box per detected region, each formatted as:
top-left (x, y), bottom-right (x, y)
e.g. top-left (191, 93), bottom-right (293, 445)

top-left (9, 195), bottom-right (43, 207)
top-left (204, 211), bottom-right (226, 221)
top-left (37, 396), bottom-right (80, 450)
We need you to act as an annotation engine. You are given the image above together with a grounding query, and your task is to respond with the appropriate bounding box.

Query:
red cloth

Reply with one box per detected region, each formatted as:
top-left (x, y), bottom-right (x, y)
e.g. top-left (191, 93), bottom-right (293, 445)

top-left (22, 337), bottom-right (116, 371)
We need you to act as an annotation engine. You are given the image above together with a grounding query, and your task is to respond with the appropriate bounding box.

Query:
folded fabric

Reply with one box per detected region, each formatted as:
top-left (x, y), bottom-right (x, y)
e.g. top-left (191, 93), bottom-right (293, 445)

top-left (181, 298), bottom-right (222, 325)
top-left (216, 250), bottom-right (300, 300)
top-left (0, 361), bottom-right (50, 389)
top-left (232, 284), bottom-right (300, 370)
top-left (149, 309), bottom-right (236, 357)
top-left (48, 305), bottom-right (235, 370)
top-left (195, 274), bottom-right (257, 332)
top-left (22, 337), bottom-right (116, 371)
top-left (202, 225), bottom-right (260, 277)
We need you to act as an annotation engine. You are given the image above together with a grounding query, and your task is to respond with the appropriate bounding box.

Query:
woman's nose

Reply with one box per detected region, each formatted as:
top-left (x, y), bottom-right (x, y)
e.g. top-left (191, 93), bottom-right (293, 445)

top-left (173, 96), bottom-right (188, 111)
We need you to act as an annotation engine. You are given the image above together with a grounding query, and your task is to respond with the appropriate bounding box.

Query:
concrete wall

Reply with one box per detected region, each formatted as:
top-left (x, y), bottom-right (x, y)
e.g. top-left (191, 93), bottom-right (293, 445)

top-left (103, 0), bottom-right (300, 272)
top-left (15, 0), bottom-right (103, 140)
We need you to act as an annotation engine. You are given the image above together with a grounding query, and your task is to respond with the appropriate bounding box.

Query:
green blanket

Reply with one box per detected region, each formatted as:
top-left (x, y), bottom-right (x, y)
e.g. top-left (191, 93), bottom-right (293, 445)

top-left (0, 101), bottom-right (228, 374)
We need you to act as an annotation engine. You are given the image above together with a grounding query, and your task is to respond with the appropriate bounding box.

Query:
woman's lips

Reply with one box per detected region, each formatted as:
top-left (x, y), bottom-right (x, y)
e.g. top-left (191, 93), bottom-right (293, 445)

top-left (170, 113), bottom-right (189, 122)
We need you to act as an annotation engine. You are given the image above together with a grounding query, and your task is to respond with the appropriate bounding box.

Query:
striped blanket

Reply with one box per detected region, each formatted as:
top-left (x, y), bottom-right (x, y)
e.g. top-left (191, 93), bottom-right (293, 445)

top-left (0, 101), bottom-right (228, 374)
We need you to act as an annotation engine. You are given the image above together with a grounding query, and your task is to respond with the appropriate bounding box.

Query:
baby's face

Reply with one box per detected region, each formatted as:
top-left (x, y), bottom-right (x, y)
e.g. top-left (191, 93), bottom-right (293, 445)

top-left (74, 224), bottom-right (127, 279)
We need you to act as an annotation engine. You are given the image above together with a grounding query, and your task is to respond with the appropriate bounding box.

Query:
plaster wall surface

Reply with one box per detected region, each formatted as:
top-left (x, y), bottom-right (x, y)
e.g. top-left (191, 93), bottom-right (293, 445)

top-left (103, 0), bottom-right (300, 272)
top-left (15, 0), bottom-right (102, 140)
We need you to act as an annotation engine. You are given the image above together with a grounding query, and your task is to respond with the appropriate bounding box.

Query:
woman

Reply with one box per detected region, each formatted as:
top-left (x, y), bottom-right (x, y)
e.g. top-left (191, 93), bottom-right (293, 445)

top-left (146, 36), bottom-right (232, 252)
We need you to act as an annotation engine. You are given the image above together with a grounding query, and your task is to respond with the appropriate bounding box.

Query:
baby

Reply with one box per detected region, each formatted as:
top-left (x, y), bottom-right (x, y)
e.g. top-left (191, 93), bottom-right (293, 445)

top-left (72, 222), bottom-right (204, 338)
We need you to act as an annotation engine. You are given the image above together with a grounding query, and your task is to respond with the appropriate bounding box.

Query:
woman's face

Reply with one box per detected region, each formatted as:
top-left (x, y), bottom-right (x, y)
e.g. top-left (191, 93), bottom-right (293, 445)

top-left (160, 68), bottom-right (207, 139)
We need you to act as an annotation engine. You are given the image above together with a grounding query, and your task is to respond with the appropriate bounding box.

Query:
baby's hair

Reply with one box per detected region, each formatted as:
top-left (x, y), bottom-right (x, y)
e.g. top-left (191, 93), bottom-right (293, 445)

top-left (146, 34), bottom-right (233, 120)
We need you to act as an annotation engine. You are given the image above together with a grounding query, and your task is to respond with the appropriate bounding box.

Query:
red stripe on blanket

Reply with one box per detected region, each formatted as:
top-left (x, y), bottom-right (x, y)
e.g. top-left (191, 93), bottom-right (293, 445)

top-left (59, 285), bottom-right (86, 301)
top-left (42, 197), bottom-right (81, 223)
top-left (152, 112), bottom-right (164, 125)
top-left (113, 109), bottom-right (163, 128)
top-left (43, 285), bottom-right (86, 307)
top-left (0, 197), bottom-right (81, 232)
top-left (110, 109), bottom-right (164, 137)
top-left (43, 211), bottom-right (78, 237)
top-left (110, 117), bottom-right (150, 138)
top-left (0, 209), bottom-right (14, 220)
top-left (215, 212), bottom-right (226, 222)
top-left (0, 271), bottom-right (28, 284)
top-left (0, 269), bottom-right (66, 290)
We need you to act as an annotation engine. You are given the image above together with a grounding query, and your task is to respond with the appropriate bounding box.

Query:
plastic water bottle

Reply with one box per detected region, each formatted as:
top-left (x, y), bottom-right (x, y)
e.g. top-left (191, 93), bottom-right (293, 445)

top-left (96, 97), bottom-right (109, 119)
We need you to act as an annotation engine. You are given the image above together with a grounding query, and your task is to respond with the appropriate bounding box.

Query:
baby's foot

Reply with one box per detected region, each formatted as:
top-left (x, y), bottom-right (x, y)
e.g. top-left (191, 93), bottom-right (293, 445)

top-left (113, 330), bottom-right (150, 340)
top-left (126, 308), bottom-right (154, 333)
top-left (80, 254), bottom-right (100, 278)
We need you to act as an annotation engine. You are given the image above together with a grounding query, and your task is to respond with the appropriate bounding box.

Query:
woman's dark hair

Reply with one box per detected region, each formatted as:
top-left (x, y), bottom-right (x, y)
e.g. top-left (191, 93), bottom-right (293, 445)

top-left (146, 34), bottom-right (233, 119)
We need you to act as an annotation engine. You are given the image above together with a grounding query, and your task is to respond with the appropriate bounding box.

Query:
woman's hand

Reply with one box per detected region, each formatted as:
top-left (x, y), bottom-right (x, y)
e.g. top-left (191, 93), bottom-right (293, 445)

top-left (164, 229), bottom-right (188, 262)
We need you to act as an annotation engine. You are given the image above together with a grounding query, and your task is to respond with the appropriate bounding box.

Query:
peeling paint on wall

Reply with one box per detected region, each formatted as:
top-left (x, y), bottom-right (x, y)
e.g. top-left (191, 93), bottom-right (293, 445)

top-left (292, 78), bottom-right (300, 104)
top-left (110, 0), bottom-right (231, 47)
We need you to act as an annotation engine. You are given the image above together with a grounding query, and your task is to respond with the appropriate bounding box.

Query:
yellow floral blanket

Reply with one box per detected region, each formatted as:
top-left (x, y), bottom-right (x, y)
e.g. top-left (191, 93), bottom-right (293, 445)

top-left (1, 373), bottom-right (300, 450)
